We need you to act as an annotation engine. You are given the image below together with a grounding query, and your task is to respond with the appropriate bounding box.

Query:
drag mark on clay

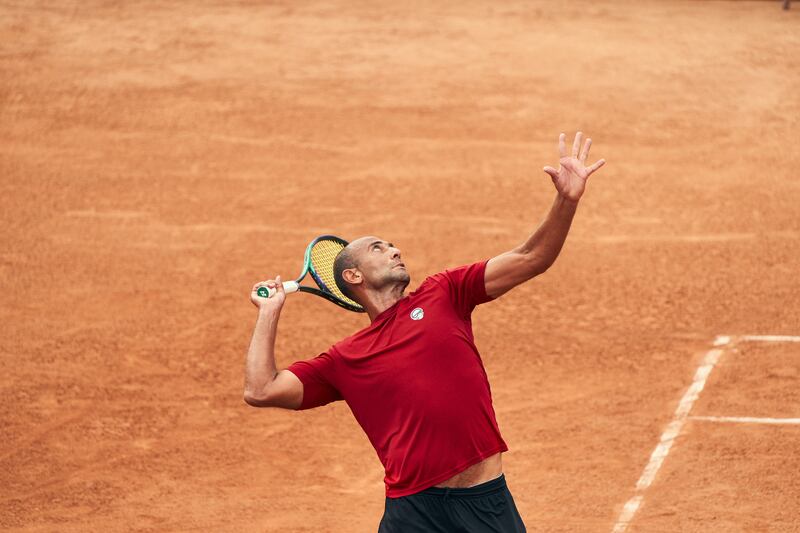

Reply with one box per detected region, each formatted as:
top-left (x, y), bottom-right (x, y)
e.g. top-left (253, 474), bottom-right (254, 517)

top-left (610, 335), bottom-right (731, 533)
top-left (65, 209), bottom-right (148, 219)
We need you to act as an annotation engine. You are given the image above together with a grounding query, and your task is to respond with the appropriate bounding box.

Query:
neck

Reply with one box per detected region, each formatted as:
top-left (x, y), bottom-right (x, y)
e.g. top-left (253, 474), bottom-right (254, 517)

top-left (362, 283), bottom-right (407, 322)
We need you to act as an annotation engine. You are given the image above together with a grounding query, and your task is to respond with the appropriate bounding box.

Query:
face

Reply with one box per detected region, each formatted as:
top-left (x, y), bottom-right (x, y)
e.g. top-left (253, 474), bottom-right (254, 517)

top-left (346, 236), bottom-right (410, 292)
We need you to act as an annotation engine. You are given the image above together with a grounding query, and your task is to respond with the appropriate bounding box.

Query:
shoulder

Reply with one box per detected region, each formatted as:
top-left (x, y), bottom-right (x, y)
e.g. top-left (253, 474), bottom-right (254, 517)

top-left (400, 261), bottom-right (490, 302)
top-left (413, 273), bottom-right (448, 294)
top-left (424, 260), bottom-right (490, 289)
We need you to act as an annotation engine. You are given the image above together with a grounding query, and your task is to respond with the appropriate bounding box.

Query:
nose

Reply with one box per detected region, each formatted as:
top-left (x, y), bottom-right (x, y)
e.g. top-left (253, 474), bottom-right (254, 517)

top-left (390, 246), bottom-right (401, 259)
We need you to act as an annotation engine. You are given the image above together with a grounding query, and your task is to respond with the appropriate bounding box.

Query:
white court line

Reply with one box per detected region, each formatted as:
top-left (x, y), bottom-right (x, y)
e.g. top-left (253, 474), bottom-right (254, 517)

top-left (739, 335), bottom-right (800, 343)
top-left (690, 416), bottom-right (800, 425)
top-left (610, 335), bottom-right (731, 533)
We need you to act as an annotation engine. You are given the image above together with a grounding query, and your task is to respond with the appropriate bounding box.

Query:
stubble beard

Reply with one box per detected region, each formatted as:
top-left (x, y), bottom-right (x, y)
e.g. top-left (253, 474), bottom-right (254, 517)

top-left (386, 268), bottom-right (410, 293)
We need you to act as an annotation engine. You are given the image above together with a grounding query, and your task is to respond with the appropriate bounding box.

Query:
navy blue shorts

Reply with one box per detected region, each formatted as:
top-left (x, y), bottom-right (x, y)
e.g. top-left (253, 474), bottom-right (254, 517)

top-left (378, 474), bottom-right (526, 532)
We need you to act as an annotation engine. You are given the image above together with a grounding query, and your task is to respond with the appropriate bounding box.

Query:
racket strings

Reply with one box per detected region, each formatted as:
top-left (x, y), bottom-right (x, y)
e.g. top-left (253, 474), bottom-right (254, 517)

top-left (309, 240), bottom-right (363, 309)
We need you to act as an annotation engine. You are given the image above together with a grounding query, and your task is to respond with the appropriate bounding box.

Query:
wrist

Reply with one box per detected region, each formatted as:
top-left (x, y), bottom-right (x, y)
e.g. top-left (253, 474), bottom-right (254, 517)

top-left (556, 193), bottom-right (580, 208)
top-left (258, 305), bottom-right (282, 318)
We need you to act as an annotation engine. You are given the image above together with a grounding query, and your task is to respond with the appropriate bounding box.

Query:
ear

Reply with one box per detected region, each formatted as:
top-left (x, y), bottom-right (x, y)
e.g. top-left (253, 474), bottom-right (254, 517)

top-left (342, 268), bottom-right (362, 287)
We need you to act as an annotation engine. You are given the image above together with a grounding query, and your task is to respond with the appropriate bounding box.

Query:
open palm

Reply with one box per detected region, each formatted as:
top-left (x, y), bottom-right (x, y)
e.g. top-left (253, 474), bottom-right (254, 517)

top-left (543, 132), bottom-right (605, 202)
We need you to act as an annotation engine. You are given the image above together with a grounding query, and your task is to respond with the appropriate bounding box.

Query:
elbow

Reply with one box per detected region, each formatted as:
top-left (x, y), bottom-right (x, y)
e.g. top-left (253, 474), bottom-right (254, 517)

top-left (534, 261), bottom-right (553, 276)
top-left (243, 390), bottom-right (271, 408)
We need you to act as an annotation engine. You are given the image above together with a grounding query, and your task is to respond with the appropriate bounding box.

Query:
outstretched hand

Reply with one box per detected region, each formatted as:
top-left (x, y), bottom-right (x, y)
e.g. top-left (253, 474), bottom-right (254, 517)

top-left (543, 132), bottom-right (606, 202)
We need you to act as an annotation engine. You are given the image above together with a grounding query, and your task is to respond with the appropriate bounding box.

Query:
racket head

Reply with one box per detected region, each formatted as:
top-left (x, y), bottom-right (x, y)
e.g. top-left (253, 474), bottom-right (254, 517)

top-left (305, 235), bottom-right (365, 313)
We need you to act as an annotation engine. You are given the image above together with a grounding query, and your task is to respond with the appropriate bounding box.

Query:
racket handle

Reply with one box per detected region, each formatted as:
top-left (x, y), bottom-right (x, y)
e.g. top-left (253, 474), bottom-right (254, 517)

top-left (256, 281), bottom-right (300, 298)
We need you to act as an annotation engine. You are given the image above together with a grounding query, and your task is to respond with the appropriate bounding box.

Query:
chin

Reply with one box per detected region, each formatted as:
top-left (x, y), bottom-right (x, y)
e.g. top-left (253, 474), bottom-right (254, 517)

top-left (374, 270), bottom-right (410, 292)
top-left (390, 270), bottom-right (411, 290)
top-left (400, 273), bottom-right (411, 291)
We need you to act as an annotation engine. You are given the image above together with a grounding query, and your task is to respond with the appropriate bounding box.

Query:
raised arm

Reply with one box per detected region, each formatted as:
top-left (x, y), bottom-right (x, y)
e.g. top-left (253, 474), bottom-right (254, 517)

top-left (244, 276), bottom-right (304, 409)
top-left (485, 132), bottom-right (606, 299)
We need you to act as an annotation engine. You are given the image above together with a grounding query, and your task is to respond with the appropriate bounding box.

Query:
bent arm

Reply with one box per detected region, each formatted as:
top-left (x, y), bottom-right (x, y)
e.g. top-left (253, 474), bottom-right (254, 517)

top-left (485, 194), bottom-right (577, 299)
top-left (243, 307), bottom-right (303, 409)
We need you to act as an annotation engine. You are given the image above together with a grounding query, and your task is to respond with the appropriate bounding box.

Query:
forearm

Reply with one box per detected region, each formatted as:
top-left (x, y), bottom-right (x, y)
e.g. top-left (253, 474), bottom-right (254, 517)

top-left (514, 193), bottom-right (578, 273)
top-left (244, 307), bottom-right (281, 398)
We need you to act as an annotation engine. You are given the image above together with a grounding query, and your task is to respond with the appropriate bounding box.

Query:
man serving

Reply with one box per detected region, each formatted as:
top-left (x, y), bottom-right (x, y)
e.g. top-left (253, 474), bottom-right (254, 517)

top-left (245, 132), bottom-right (606, 532)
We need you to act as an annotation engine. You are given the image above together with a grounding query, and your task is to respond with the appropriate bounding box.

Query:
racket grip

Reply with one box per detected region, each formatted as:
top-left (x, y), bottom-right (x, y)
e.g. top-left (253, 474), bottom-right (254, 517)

top-left (256, 281), bottom-right (300, 298)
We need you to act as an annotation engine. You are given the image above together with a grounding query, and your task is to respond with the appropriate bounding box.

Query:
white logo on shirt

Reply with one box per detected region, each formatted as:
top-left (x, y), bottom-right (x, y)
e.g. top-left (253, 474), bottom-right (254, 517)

top-left (410, 307), bottom-right (424, 321)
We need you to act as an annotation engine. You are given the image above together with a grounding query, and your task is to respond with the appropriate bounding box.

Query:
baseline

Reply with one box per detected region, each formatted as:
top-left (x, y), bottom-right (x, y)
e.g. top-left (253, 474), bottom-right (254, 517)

top-left (740, 335), bottom-right (800, 343)
top-left (689, 416), bottom-right (800, 425)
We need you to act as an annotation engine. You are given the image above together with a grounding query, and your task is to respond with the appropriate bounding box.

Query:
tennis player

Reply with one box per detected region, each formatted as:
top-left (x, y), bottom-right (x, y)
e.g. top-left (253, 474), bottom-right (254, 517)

top-left (245, 132), bottom-right (605, 532)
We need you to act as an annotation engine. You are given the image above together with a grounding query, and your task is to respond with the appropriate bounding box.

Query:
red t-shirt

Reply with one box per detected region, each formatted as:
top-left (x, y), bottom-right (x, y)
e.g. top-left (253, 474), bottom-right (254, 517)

top-left (286, 260), bottom-right (508, 497)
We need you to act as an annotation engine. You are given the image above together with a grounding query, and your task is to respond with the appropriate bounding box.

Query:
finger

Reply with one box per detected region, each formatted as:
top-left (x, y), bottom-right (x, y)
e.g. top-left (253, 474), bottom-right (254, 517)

top-left (274, 275), bottom-right (285, 294)
top-left (558, 133), bottom-right (567, 158)
top-left (580, 138), bottom-right (592, 162)
top-left (586, 158), bottom-right (606, 176)
top-left (543, 166), bottom-right (559, 182)
top-left (572, 131), bottom-right (583, 158)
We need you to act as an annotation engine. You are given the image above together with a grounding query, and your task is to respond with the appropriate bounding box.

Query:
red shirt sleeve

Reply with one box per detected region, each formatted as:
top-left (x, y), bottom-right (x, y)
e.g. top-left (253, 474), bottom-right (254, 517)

top-left (286, 351), bottom-right (342, 410)
top-left (430, 259), bottom-right (494, 319)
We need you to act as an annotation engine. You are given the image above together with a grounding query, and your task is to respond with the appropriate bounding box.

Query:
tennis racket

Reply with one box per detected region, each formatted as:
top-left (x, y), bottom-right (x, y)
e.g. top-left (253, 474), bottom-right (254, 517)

top-left (256, 235), bottom-right (365, 313)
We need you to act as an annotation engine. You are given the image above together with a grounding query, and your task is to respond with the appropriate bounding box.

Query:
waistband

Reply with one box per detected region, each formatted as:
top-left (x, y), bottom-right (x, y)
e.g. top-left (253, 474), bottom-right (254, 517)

top-left (418, 473), bottom-right (506, 498)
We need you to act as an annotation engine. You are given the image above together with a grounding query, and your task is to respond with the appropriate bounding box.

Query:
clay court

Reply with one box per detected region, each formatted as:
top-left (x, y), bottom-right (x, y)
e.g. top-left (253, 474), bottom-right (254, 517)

top-left (2, 1), bottom-right (799, 531)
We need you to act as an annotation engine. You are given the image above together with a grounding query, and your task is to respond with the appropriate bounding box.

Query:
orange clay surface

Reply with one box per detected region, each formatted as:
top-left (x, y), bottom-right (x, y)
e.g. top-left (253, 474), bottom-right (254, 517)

top-left (2, 1), bottom-right (799, 531)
